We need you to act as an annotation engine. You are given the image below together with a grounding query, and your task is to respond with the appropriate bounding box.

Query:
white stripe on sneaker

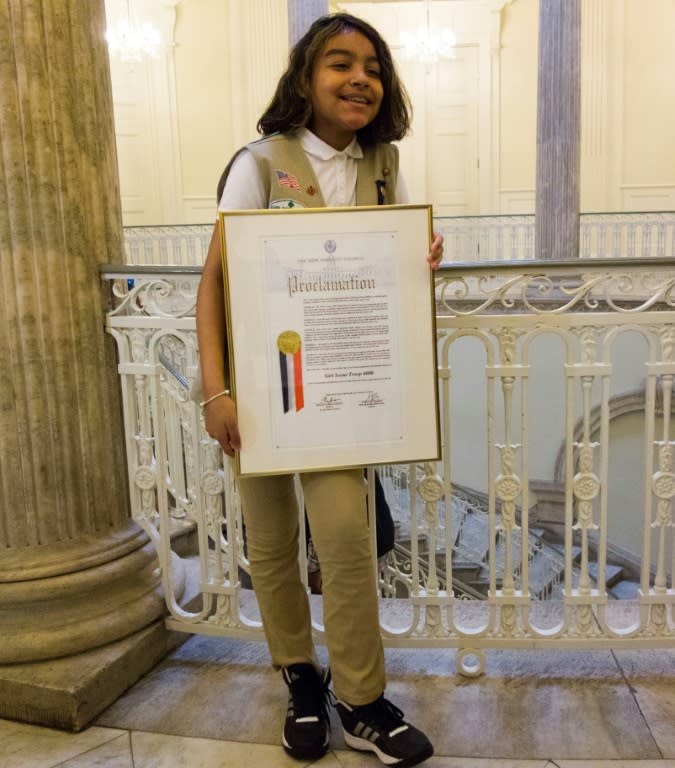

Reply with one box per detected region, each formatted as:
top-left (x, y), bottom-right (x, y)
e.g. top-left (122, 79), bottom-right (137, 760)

top-left (342, 730), bottom-right (402, 765)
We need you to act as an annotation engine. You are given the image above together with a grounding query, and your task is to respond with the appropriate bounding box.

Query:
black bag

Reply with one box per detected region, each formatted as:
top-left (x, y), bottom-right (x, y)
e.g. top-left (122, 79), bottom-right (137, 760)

top-left (372, 471), bottom-right (395, 558)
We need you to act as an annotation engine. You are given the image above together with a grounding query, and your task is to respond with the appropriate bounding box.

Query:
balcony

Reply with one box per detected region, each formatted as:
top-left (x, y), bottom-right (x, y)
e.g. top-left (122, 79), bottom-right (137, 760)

top-left (86, 214), bottom-right (675, 763)
top-left (121, 211), bottom-right (675, 265)
top-left (105, 213), bottom-right (674, 656)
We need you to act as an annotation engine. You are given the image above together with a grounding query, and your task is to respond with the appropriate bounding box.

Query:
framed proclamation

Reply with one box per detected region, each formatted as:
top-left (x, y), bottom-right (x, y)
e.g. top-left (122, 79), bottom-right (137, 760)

top-left (220, 205), bottom-right (440, 476)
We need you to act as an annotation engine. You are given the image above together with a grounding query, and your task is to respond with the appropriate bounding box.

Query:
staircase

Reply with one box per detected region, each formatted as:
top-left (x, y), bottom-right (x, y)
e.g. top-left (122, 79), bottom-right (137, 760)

top-left (379, 473), bottom-right (641, 601)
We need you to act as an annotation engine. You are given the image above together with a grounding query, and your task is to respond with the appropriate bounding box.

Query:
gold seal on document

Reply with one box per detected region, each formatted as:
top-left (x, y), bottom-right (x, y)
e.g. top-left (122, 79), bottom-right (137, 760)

top-left (277, 331), bottom-right (301, 355)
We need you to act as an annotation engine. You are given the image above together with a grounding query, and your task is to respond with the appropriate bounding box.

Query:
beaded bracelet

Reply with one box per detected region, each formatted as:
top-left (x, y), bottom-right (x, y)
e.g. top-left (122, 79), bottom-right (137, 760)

top-left (200, 389), bottom-right (230, 408)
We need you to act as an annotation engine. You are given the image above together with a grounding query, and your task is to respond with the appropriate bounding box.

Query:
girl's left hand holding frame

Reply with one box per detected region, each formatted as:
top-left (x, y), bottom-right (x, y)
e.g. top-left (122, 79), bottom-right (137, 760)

top-left (428, 231), bottom-right (444, 269)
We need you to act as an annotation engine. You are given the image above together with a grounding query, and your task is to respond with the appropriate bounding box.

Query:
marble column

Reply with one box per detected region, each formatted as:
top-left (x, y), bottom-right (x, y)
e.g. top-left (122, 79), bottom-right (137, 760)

top-left (0, 0), bottom-right (177, 729)
top-left (287, 0), bottom-right (328, 46)
top-left (534, 0), bottom-right (581, 260)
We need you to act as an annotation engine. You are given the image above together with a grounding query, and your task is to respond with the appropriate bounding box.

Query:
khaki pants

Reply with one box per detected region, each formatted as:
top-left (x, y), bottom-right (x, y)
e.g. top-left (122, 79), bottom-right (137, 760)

top-left (238, 468), bottom-right (386, 705)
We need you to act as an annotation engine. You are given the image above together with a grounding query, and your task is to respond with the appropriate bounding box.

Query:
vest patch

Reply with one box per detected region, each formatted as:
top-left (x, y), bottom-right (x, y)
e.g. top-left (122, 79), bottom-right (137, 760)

top-left (270, 199), bottom-right (304, 209)
top-left (275, 169), bottom-right (301, 191)
top-left (246, 134), bottom-right (398, 208)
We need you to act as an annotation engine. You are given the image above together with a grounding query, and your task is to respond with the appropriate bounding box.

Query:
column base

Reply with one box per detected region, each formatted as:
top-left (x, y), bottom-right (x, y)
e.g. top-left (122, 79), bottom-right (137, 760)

top-left (0, 620), bottom-right (188, 731)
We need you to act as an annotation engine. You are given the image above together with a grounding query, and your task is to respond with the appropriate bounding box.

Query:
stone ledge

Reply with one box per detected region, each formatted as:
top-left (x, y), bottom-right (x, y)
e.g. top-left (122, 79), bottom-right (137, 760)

top-left (0, 620), bottom-right (189, 732)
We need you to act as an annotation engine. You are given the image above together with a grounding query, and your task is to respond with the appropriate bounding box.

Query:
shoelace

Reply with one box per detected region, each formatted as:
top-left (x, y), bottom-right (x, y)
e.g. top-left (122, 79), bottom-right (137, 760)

top-left (356, 695), bottom-right (405, 732)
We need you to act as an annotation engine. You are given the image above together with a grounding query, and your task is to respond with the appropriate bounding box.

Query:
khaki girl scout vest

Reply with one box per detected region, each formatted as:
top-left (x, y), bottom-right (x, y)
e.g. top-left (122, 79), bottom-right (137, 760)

top-left (204, 134), bottom-right (400, 397)
top-left (232, 133), bottom-right (400, 208)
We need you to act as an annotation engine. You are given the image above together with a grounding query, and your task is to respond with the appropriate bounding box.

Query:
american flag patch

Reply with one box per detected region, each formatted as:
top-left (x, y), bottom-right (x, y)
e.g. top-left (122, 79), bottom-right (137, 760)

top-left (275, 169), bottom-right (301, 191)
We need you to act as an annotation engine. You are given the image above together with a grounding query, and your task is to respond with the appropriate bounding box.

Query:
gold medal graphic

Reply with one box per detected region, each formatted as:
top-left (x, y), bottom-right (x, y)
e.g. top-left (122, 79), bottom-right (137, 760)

top-left (277, 330), bottom-right (301, 356)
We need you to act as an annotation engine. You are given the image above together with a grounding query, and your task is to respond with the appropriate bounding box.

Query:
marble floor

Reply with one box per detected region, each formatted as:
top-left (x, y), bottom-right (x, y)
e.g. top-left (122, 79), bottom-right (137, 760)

top-left (1, 635), bottom-right (674, 768)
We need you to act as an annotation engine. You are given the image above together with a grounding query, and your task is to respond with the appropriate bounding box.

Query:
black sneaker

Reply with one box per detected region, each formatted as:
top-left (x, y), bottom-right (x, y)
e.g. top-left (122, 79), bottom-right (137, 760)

top-left (336, 695), bottom-right (433, 767)
top-left (281, 663), bottom-right (332, 760)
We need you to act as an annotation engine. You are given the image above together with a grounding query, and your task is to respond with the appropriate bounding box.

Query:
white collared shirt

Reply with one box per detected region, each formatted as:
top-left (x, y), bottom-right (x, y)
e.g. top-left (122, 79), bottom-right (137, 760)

top-left (218, 127), bottom-right (408, 210)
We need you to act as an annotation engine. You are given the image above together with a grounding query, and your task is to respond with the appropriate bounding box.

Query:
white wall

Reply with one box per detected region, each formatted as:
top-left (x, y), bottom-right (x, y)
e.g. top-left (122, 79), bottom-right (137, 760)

top-left (498, 0), bottom-right (675, 213)
top-left (621, 0), bottom-right (675, 210)
top-left (107, 0), bottom-right (675, 224)
top-left (105, 0), bottom-right (288, 225)
top-left (173, 0), bottom-right (233, 218)
top-left (498, 0), bottom-right (538, 213)
top-left (604, 410), bottom-right (658, 563)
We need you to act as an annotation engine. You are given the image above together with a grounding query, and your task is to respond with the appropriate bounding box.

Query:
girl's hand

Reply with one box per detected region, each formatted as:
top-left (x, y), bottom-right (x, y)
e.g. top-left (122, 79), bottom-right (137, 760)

top-left (427, 231), bottom-right (444, 270)
top-left (204, 395), bottom-right (241, 457)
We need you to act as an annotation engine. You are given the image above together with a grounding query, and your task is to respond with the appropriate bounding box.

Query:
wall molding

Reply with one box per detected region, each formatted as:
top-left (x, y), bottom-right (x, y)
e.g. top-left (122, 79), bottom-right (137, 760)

top-left (182, 196), bottom-right (218, 224)
top-left (499, 187), bottom-right (535, 214)
top-left (620, 184), bottom-right (675, 211)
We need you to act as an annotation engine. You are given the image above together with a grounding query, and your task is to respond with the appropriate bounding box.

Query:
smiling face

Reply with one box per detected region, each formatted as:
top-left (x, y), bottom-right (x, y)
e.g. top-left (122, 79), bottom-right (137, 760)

top-left (307, 29), bottom-right (384, 150)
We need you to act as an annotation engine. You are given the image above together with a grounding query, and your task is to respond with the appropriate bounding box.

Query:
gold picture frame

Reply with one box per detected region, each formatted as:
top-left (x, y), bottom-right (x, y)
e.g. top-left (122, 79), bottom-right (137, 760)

top-left (220, 205), bottom-right (440, 476)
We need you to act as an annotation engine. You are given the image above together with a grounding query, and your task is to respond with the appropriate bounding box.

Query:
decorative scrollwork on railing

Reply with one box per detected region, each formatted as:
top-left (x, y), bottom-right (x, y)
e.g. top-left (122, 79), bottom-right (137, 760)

top-left (569, 603), bottom-right (601, 638)
top-left (110, 278), bottom-right (199, 318)
top-left (417, 464), bottom-right (444, 595)
top-left (437, 273), bottom-right (555, 316)
top-left (572, 444), bottom-right (601, 531)
top-left (209, 594), bottom-right (235, 628)
top-left (201, 440), bottom-right (225, 545)
top-left (600, 274), bottom-right (675, 313)
top-left (652, 442), bottom-right (675, 529)
top-left (104, 256), bottom-right (675, 653)
top-left (134, 436), bottom-right (158, 525)
top-left (436, 268), bottom-right (675, 317)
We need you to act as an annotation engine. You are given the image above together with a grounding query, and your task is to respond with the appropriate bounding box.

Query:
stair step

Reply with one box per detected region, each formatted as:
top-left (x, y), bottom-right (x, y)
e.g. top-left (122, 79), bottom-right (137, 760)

top-left (452, 561), bottom-right (483, 579)
top-left (396, 537), bottom-right (430, 553)
top-left (548, 543), bottom-right (582, 562)
top-left (466, 577), bottom-right (491, 596)
top-left (587, 562), bottom-right (624, 587)
top-left (609, 579), bottom-right (640, 599)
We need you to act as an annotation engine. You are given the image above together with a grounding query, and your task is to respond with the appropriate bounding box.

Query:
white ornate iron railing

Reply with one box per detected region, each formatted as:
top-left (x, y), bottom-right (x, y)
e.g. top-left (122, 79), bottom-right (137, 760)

top-left (123, 224), bottom-right (213, 266)
top-left (435, 211), bottom-right (675, 262)
top-left (123, 212), bottom-right (675, 266)
top-left (103, 259), bottom-right (675, 676)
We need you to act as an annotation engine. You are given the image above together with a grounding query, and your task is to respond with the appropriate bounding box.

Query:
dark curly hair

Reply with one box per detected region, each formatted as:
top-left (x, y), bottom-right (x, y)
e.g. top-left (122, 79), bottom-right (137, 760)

top-left (257, 13), bottom-right (411, 146)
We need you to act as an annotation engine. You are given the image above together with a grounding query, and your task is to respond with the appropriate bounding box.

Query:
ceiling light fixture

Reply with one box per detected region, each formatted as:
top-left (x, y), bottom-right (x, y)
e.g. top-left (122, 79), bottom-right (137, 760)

top-left (106, 0), bottom-right (161, 64)
top-left (400, 0), bottom-right (457, 63)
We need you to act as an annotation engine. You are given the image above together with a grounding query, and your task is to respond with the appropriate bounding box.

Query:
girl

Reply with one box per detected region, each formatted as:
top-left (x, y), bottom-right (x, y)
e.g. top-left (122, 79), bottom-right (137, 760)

top-left (197, 13), bottom-right (441, 767)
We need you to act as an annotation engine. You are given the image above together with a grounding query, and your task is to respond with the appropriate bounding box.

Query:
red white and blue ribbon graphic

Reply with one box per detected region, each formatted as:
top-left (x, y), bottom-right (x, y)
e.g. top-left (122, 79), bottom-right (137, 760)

top-left (277, 331), bottom-right (304, 413)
